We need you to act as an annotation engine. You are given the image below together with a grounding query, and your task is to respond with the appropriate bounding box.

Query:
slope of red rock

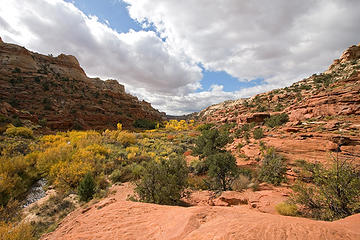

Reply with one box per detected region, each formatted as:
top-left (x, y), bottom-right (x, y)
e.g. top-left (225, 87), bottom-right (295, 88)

top-left (41, 184), bottom-right (360, 240)
top-left (195, 43), bottom-right (360, 167)
top-left (0, 37), bottom-right (165, 130)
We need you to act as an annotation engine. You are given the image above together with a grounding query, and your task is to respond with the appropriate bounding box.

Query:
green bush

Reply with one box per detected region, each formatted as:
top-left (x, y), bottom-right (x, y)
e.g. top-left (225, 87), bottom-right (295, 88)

top-left (196, 123), bottom-right (214, 132)
top-left (276, 202), bottom-right (298, 216)
top-left (258, 148), bottom-right (287, 185)
top-left (38, 118), bottom-right (47, 127)
top-left (110, 163), bottom-right (144, 183)
top-left (78, 173), bottom-right (96, 202)
top-left (235, 123), bottom-right (255, 138)
top-left (265, 113), bottom-right (289, 128)
top-left (189, 159), bottom-right (208, 175)
top-left (110, 168), bottom-right (130, 183)
top-left (206, 152), bottom-right (238, 191)
top-left (134, 157), bottom-right (188, 205)
top-left (133, 119), bottom-right (157, 129)
top-left (292, 157), bottom-right (360, 221)
top-left (274, 103), bottom-right (284, 112)
top-left (4, 126), bottom-right (33, 139)
top-left (0, 115), bottom-right (11, 125)
top-left (187, 175), bottom-right (208, 190)
top-left (193, 129), bottom-right (232, 158)
top-left (255, 105), bottom-right (267, 112)
top-left (253, 128), bottom-right (264, 139)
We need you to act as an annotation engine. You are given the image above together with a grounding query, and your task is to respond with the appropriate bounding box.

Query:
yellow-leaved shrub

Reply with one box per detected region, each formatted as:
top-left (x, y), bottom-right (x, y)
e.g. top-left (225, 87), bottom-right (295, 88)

top-left (4, 126), bottom-right (33, 139)
top-left (116, 131), bottom-right (137, 147)
top-left (49, 160), bottom-right (93, 189)
top-left (0, 221), bottom-right (35, 240)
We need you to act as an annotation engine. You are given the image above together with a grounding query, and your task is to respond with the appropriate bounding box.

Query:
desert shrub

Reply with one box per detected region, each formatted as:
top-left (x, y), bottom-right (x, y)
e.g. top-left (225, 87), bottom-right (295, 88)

top-left (49, 160), bottom-right (93, 189)
top-left (38, 118), bottom-right (47, 127)
top-left (0, 200), bottom-right (21, 223)
top-left (95, 174), bottom-right (109, 191)
top-left (236, 143), bottom-right (244, 151)
top-left (255, 105), bottom-right (267, 112)
top-left (187, 175), bottom-right (208, 190)
top-left (31, 194), bottom-right (75, 238)
top-left (258, 148), bottom-right (287, 185)
top-left (133, 119), bottom-right (157, 129)
top-left (299, 84), bottom-right (311, 90)
top-left (0, 115), bottom-right (11, 127)
top-left (219, 123), bottom-right (236, 133)
top-left (235, 123), bottom-right (255, 138)
top-left (231, 174), bottom-right (251, 192)
top-left (165, 120), bottom-right (192, 131)
top-left (116, 131), bottom-right (137, 147)
top-left (189, 159), bottom-right (208, 175)
top-left (0, 155), bottom-right (38, 206)
top-left (134, 157), bottom-right (188, 205)
top-left (274, 103), bottom-right (284, 111)
top-left (313, 73), bottom-right (332, 87)
top-left (78, 173), bottom-right (96, 202)
top-left (253, 128), bottom-right (264, 139)
top-left (0, 138), bottom-right (32, 158)
top-left (12, 117), bottom-right (22, 127)
top-left (264, 113), bottom-right (289, 128)
top-left (196, 123), bottom-right (214, 132)
top-left (275, 202), bottom-right (298, 216)
top-left (36, 144), bottom-right (73, 174)
top-left (292, 157), bottom-right (360, 221)
top-left (206, 152), bottom-right (238, 191)
top-left (109, 166), bottom-right (131, 183)
top-left (243, 132), bottom-right (250, 142)
top-left (193, 129), bottom-right (232, 158)
top-left (110, 163), bottom-right (144, 183)
top-left (4, 126), bottom-right (33, 139)
top-left (0, 222), bottom-right (35, 240)
top-left (72, 144), bottom-right (110, 174)
top-left (125, 146), bottom-right (140, 161)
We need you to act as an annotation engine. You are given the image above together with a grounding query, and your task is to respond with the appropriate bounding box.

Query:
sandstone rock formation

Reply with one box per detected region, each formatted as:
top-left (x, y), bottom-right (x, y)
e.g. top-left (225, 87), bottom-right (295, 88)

top-left (0, 39), bottom-right (164, 130)
top-left (41, 184), bottom-right (360, 240)
top-left (194, 44), bottom-right (360, 167)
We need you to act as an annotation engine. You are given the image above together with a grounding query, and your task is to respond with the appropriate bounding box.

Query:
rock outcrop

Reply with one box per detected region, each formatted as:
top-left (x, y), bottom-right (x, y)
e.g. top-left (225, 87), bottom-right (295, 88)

top-left (0, 39), bottom-right (164, 130)
top-left (41, 184), bottom-right (360, 240)
top-left (194, 44), bottom-right (360, 167)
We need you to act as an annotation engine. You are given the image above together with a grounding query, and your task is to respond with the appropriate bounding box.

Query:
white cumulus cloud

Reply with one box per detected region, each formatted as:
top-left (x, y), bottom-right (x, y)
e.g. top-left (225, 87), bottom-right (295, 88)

top-left (1, 0), bottom-right (359, 115)
top-left (125, 0), bottom-right (360, 86)
top-left (0, 0), bottom-right (202, 95)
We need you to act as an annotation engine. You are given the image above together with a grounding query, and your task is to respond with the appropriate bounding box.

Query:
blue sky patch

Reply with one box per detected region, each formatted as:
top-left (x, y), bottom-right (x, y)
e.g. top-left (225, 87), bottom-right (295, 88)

top-left (65, 0), bottom-right (142, 33)
top-left (198, 70), bottom-right (266, 92)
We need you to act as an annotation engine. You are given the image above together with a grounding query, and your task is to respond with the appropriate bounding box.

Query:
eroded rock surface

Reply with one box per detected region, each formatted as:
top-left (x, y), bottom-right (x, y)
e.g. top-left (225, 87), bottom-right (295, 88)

top-left (0, 40), bottom-right (164, 130)
top-left (41, 184), bottom-right (360, 240)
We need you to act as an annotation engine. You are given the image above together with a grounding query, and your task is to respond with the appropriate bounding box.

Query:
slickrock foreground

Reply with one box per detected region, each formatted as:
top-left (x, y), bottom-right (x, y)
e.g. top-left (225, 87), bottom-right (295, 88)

top-left (41, 184), bottom-right (360, 240)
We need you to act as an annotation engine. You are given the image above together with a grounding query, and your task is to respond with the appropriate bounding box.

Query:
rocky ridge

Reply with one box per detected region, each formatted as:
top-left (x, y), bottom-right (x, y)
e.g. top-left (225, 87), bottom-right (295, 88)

top-left (195, 43), bottom-right (360, 167)
top-left (0, 37), bottom-right (165, 130)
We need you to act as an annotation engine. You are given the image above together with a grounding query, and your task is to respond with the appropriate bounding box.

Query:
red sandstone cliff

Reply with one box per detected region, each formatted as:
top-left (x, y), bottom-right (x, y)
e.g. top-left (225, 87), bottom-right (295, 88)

top-left (0, 38), bottom-right (164, 130)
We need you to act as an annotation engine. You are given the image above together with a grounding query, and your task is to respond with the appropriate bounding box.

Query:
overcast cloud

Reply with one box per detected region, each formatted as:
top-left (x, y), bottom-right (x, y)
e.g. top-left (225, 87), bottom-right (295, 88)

top-left (0, 0), bottom-right (359, 115)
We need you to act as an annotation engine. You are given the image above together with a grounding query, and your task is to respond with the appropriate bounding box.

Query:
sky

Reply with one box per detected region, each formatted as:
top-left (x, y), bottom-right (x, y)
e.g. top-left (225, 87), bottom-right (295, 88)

top-left (0, 0), bottom-right (359, 115)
